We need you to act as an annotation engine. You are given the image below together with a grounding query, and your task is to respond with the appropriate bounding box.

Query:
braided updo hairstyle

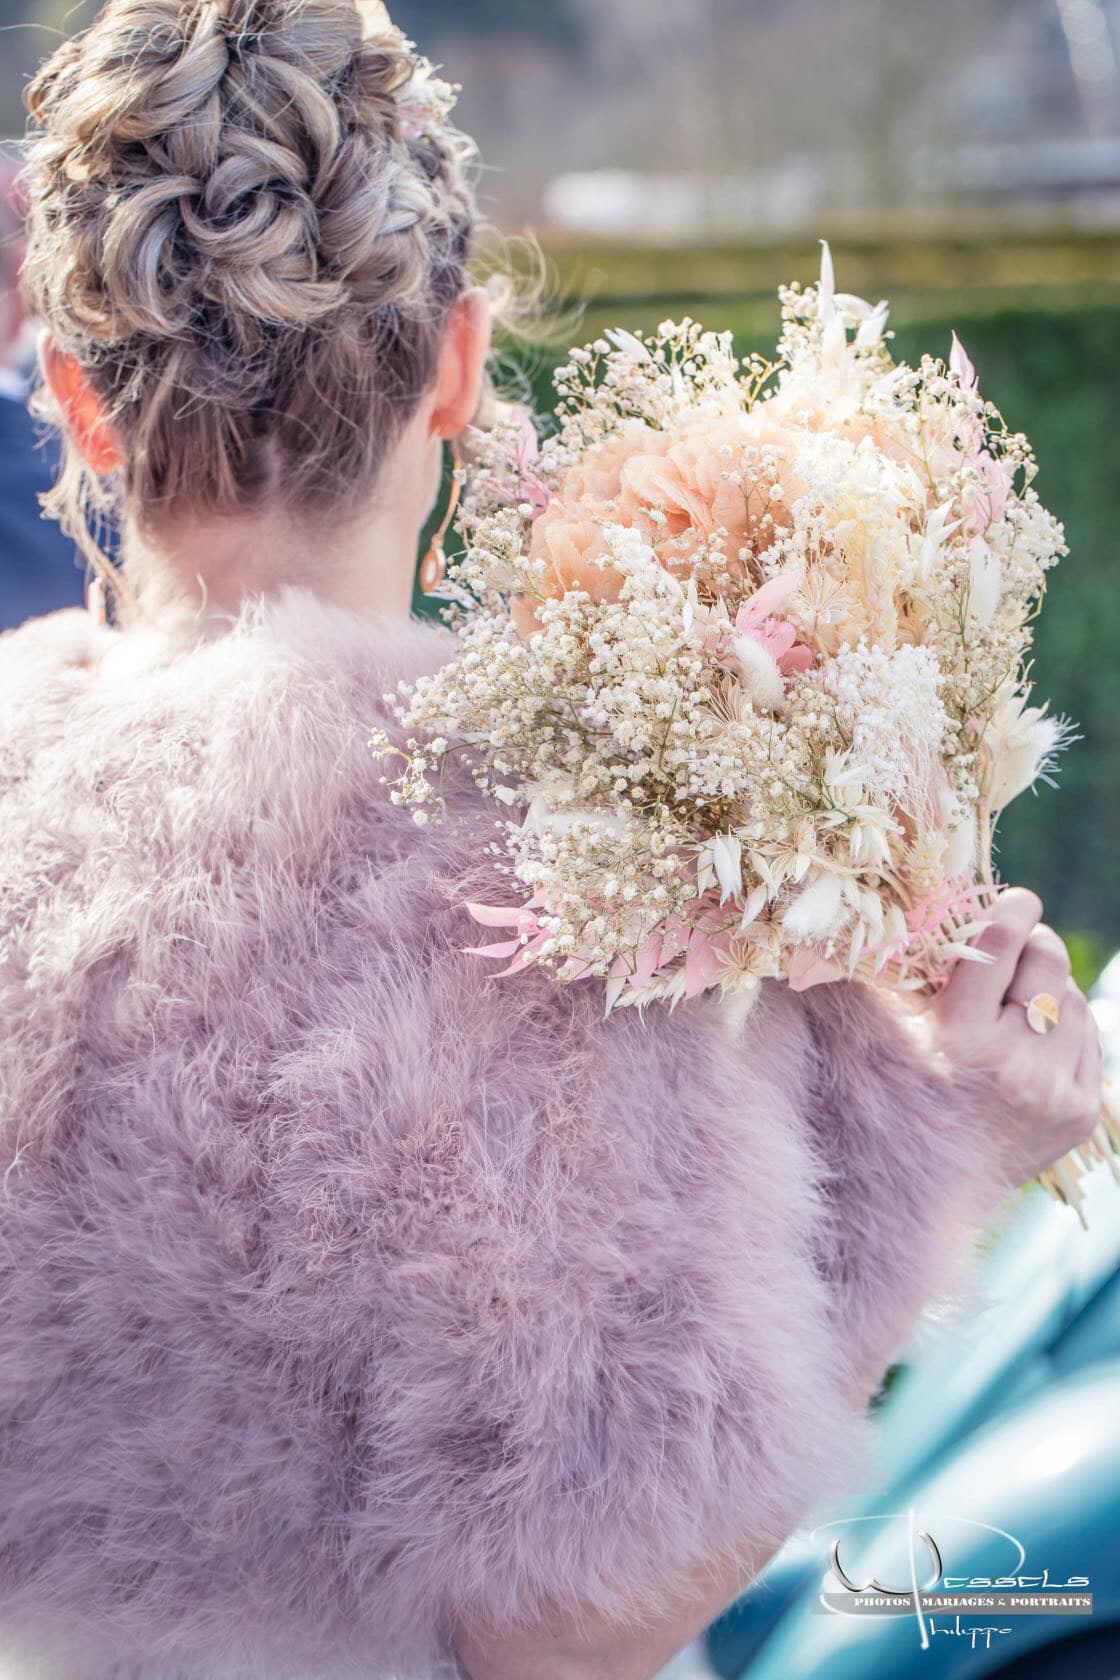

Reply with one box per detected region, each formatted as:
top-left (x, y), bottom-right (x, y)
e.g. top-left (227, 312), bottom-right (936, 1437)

top-left (22, 0), bottom-right (485, 625)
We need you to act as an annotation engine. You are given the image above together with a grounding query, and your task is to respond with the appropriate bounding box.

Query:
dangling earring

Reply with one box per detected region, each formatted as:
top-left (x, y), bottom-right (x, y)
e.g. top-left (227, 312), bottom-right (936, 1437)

top-left (419, 436), bottom-right (463, 595)
top-left (86, 573), bottom-right (108, 627)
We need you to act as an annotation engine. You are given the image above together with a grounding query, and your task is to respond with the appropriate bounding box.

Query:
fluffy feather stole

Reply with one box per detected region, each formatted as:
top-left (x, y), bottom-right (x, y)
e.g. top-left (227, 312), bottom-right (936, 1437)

top-left (0, 589), bottom-right (1015, 1679)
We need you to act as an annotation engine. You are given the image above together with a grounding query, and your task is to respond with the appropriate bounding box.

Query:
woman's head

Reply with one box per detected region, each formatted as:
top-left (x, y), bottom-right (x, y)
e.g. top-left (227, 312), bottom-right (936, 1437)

top-left (22, 0), bottom-right (494, 622)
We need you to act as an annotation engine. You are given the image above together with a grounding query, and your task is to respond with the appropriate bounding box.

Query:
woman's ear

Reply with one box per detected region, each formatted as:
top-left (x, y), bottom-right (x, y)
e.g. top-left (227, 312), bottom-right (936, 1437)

top-left (39, 332), bottom-right (123, 475)
top-left (429, 287), bottom-right (493, 441)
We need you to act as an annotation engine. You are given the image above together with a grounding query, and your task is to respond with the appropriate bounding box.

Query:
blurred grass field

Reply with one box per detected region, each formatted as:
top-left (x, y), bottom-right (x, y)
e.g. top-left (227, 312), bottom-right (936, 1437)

top-left (430, 229), bottom-right (1120, 982)
top-left (531, 222), bottom-right (1120, 328)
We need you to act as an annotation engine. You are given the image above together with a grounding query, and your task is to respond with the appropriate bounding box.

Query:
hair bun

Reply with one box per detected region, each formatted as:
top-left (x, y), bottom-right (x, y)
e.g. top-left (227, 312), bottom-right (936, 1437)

top-left (22, 0), bottom-right (482, 622)
top-left (28, 0), bottom-right (472, 345)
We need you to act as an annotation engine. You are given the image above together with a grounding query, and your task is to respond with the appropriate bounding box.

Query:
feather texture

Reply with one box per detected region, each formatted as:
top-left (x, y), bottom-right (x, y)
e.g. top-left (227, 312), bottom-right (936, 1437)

top-left (0, 589), bottom-right (1015, 1679)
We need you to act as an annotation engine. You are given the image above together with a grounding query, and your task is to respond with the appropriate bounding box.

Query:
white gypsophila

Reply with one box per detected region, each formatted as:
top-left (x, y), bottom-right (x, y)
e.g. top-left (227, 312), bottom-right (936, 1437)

top-left (807, 642), bottom-right (950, 819)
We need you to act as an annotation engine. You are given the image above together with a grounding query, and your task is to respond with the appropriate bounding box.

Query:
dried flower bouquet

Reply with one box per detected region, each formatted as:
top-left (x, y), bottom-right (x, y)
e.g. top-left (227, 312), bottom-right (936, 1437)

top-left (371, 246), bottom-right (1120, 1222)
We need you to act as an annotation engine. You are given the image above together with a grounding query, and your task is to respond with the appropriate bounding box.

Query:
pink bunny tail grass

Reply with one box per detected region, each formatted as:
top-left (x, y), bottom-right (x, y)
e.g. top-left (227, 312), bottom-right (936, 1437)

top-left (858, 880), bottom-right (1006, 995)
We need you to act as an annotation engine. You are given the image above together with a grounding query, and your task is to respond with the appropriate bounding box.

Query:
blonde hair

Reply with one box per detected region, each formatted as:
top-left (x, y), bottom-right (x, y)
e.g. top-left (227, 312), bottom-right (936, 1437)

top-left (22, 0), bottom-right (488, 626)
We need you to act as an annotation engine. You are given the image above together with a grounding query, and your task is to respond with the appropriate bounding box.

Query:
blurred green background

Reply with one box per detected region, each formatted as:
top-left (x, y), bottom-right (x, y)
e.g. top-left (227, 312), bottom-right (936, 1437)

top-left (2, 0), bottom-right (1119, 975)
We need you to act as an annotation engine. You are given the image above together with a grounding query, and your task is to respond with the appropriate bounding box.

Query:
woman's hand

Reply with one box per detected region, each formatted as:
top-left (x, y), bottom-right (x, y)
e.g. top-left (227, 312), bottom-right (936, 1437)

top-left (928, 887), bottom-right (1103, 1187)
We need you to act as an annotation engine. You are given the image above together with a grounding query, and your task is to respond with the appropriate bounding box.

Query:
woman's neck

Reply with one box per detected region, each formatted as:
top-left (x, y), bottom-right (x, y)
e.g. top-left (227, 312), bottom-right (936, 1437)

top-left (118, 411), bottom-right (441, 633)
top-left (120, 498), bottom-right (422, 634)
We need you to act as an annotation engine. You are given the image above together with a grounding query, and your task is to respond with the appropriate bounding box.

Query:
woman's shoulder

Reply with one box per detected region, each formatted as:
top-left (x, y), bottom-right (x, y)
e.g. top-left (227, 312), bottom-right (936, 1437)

top-left (0, 586), bottom-right (500, 1139)
top-left (0, 584), bottom-right (818, 1133)
top-left (0, 585), bottom-right (459, 726)
top-left (0, 587), bottom-right (458, 843)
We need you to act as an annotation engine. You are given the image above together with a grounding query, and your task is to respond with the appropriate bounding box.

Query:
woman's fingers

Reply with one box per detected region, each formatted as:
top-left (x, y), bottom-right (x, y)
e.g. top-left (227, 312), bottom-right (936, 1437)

top-left (1002, 923), bottom-right (1073, 1019)
top-left (928, 885), bottom-right (1108, 1189)
top-left (936, 887), bottom-right (1043, 1026)
top-left (999, 954), bottom-right (1082, 1089)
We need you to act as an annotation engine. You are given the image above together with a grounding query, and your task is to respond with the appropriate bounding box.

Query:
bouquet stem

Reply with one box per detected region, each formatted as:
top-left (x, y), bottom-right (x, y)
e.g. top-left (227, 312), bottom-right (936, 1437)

top-left (973, 807), bottom-right (1119, 1230)
top-left (1035, 1087), bottom-right (1120, 1231)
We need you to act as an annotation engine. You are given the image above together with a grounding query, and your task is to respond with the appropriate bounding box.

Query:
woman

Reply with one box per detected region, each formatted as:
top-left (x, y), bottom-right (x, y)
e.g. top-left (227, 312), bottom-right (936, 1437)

top-left (0, 2), bottom-right (1102, 1678)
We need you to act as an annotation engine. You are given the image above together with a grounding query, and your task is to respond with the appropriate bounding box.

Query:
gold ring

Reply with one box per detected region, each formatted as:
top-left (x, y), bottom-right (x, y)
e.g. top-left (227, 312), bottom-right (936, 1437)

top-left (1009, 991), bottom-right (1062, 1035)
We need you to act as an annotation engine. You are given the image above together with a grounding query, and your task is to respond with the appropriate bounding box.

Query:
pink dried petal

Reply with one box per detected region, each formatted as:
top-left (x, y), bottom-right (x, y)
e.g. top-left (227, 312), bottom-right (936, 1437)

top-left (631, 932), bottom-right (664, 988)
top-left (683, 933), bottom-right (727, 999)
top-left (950, 331), bottom-right (978, 391)
top-left (787, 947), bottom-right (845, 992)
top-left (464, 901), bottom-right (532, 929)
top-left (778, 643), bottom-right (815, 675)
top-left (462, 938), bottom-right (525, 959)
top-left (735, 568), bottom-right (802, 630)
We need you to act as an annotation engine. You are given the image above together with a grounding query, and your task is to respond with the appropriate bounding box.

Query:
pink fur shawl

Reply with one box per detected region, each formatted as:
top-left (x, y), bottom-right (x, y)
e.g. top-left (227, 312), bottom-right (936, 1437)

top-left (0, 589), bottom-right (1013, 1679)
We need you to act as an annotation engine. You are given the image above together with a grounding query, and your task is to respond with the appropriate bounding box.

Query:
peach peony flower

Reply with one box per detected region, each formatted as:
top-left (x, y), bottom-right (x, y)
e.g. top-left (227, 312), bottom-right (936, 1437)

top-left (616, 409), bottom-right (808, 572)
top-left (564, 418), bottom-right (671, 507)
top-left (511, 421), bottom-right (665, 635)
top-left (513, 408), bottom-right (813, 638)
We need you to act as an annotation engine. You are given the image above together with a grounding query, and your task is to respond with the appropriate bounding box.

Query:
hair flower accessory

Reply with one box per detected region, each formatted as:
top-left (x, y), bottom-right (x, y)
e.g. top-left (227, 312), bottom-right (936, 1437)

top-left (354, 0), bottom-right (395, 34)
top-left (355, 0), bottom-right (461, 138)
top-left (370, 243), bottom-right (1120, 1224)
top-left (395, 61), bottom-right (462, 139)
